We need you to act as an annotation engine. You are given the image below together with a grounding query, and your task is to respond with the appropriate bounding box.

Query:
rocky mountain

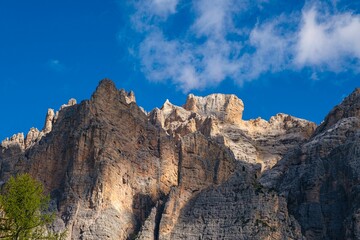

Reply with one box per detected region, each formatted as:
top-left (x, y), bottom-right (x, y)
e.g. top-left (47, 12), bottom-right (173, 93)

top-left (0, 79), bottom-right (359, 239)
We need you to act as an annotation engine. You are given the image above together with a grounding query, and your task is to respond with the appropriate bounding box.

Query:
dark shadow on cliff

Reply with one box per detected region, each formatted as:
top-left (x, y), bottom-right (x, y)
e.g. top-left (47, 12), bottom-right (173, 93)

top-left (259, 127), bottom-right (360, 239)
top-left (166, 157), bottom-right (304, 239)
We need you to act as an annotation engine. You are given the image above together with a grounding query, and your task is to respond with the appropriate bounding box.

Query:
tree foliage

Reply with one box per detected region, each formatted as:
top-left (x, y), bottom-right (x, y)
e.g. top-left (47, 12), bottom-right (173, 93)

top-left (0, 173), bottom-right (65, 240)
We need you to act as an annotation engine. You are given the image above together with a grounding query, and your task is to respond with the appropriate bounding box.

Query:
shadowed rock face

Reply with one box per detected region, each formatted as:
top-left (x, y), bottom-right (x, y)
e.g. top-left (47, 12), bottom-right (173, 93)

top-left (261, 88), bottom-right (360, 239)
top-left (0, 79), bottom-right (359, 240)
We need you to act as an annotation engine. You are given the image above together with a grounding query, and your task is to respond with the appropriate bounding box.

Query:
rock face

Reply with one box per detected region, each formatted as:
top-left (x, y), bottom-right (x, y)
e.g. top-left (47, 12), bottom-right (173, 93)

top-left (261, 88), bottom-right (360, 239)
top-left (0, 79), bottom-right (359, 240)
top-left (183, 93), bottom-right (244, 125)
top-left (151, 95), bottom-right (316, 171)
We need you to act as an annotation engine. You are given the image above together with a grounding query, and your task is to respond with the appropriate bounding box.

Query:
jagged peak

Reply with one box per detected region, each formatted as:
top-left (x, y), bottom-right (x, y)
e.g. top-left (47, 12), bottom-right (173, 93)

top-left (184, 93), bottom-right (243, 111)
top-left (269, 113), bottom-right (290, 122)
top-left (160, 99), bottom-right (193, 120)
top-left (127, 90), bottom-right (136, 103)
top-left (91, 79), bottom-right (136, 105)
top-left (119, 89), bottom-right (136, 104)
top-left (1, 128), bottom-right (43, 150)
top-left (97, 78), bottom-right (117, 91)
top-left (341, 88), bottom-right (360, 107)
top-left (161, 99), bottom-right (172, 108)
top-left (60, 98), bottom-right (77, 110)
top-left (1, 98), bottom-right (76, 150)
top-left (160, 99), bottom-right (177, 114)
top-left (183, 93), bottom-right (244, 124)
top-left (269, 113), bottom-right (310, 124)
top-left (315, 88), bottom-right (360, 134)
top-left (242, 113), bottom-right (315, 134)
top-left (91, 78), bottom-right (118, 101)
top-left (42, 108), bottom-right (55, 133)
top-left (1, 132), bottom-right (25, 149)
top-left (25, 128), bottom-right (43, 149)
top-left (186, 93), bottom-right (240, 101)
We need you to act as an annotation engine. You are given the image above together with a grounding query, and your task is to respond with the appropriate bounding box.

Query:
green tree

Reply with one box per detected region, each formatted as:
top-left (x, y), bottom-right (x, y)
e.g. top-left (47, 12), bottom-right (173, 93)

top-left (0, 173), bottom-right (64, 239)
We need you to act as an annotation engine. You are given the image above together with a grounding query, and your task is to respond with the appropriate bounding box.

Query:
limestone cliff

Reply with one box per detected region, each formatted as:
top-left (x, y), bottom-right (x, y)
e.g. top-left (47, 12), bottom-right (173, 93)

top-left (151, 94), bottom-right (315, 171)
top-left (0, 79), bottom-right (359, 240)
top-left (261, 88), bottom-right (360, 239)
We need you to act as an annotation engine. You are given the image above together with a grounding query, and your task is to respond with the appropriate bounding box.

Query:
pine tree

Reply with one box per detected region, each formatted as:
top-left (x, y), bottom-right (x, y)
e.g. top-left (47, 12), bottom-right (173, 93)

top-left (0, 173), bottom-right (64, 239)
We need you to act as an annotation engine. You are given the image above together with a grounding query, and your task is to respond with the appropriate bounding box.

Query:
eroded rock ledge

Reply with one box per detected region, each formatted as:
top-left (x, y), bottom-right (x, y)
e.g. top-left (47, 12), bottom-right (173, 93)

top-left (150, 92), bottom-right (316, 170)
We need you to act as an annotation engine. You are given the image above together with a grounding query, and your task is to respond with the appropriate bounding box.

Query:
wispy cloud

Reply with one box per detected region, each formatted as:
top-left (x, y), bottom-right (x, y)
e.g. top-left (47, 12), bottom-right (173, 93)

top-left (129, 0), bottom-right (360, 92)
top-left (151, 0), bottom-right (179, 16)
top-left (48, 59), bottom-right (66, 72)
top-left (136, 0), bottom-right (246, 91)
top-left (240, 17), bottom-right (294, 81)
top-left (295, 5), bottom-right (360, 70)
top-left (130, 0), bottom-right (179, 31)
top-left (191, 0), bottom-right (242, 39)
top-left (139, 31), bottom-right (201, 91)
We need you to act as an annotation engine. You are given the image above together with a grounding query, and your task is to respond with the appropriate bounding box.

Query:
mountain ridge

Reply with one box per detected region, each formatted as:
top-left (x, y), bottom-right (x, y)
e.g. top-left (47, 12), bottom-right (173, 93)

top-left (1, 79), bottom-right (316, 149)
top-left (0, 79), bottom-right (359, 240)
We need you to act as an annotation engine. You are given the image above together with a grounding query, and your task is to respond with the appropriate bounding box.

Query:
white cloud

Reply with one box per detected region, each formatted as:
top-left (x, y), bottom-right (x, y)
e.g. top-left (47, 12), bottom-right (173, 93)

top-left (131, 0), bottom-right (179, 31)
top-left (137, 0), bottom-right (250, 92)
top-left (295, 6), bottom-right (360, 70)
top-left (137, 0), bottom-right (294, 91)
top-left (191, 0), bottom-right (241, 39)
top-left (239, 19), bottom-right (294, 80)
top-left (139, 31), bottom-right (202, 92)
top-left (131, 1), bottom-right (360, 92)
top-left (152, 0), bottom-right (178, 16)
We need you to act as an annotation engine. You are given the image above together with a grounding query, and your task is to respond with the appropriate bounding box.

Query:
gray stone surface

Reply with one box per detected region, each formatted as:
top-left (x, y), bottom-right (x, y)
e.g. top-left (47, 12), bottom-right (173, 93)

top-left (1, 79), bottom-right (359, 240)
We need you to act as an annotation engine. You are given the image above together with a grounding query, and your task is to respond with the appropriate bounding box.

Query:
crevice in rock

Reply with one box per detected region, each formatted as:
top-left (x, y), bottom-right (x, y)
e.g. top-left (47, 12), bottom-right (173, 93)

top-left (130, 193), bottom-right (156, 240)
top-left (213, 153), bottom-right (221, 184)
top-left (154, 194), bottom-right (169, 240)
top-left (177, 140), bottom-right (183, 186)
top-left (157, 135), bottom-right (161, 158)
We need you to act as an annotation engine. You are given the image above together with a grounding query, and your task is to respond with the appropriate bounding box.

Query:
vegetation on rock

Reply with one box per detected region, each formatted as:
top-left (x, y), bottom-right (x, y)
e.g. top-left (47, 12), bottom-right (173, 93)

top-left (0, 174), bottom-right (65, 240)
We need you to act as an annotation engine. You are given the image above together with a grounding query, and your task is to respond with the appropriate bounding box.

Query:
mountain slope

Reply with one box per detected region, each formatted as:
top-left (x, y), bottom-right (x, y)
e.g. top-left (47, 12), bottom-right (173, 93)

top-left (261, 88), bottom-right (360, 239)
top-left (1, 79), bottom-right (358, 240)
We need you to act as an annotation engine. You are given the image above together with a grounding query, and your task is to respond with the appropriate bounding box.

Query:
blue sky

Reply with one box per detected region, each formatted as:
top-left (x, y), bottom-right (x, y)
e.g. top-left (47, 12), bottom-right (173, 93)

top-left (0, 0), bottom-right (359, 140)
